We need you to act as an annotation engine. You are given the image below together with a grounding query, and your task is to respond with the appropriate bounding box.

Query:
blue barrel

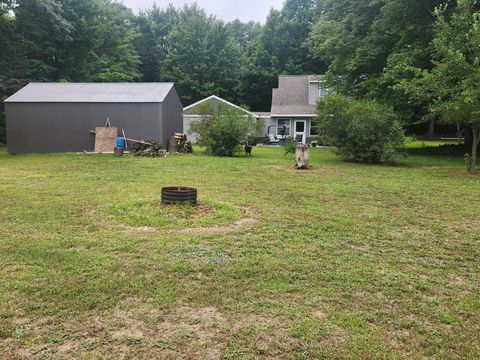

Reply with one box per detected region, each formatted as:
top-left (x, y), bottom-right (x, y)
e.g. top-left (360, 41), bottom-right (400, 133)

top-left (116, 137), bottom-right (126, 149)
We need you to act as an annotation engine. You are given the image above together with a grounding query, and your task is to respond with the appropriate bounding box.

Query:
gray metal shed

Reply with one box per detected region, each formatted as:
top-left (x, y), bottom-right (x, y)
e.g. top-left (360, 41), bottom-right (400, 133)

top-left (4, 82), bottom-right (183, 154)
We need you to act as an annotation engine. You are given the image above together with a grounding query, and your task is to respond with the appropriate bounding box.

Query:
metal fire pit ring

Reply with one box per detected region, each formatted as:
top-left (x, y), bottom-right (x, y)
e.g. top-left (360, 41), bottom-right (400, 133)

top-left (161, 187), bottom-right (197, 205)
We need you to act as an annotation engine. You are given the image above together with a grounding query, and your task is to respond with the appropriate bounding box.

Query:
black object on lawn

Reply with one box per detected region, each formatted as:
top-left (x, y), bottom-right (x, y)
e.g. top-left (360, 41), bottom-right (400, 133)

top-left (161, 187), bottom-right (197, 205)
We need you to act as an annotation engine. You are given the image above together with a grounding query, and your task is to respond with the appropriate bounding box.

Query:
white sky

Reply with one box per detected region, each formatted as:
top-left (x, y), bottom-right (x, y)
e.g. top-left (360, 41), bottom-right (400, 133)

top-left (120, 0), bottom-right (285, 23)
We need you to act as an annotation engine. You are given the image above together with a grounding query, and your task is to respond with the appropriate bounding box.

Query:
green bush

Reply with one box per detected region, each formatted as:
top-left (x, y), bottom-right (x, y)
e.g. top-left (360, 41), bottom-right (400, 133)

top-left (317, 95), bottom-right (405, 163)
top-left (189, 102), bottom-right (256, 157)
top-left (284, 136), bottom-right (297, 156)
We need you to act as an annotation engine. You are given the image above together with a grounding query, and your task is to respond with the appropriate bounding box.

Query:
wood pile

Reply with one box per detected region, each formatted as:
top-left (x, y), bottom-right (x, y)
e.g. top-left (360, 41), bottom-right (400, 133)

top-left (168, 133), bottom-right (193, 153)
top-left (131, 140), bottom-right (168, 157)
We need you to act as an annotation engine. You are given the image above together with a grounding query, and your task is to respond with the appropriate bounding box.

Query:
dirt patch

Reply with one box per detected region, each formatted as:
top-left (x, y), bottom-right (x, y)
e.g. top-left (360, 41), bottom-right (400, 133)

top-left (267, 164), bottom-right (346, 175)
top-left (194, 204), bottom-right (215, 218)
top-left (454, 171), bottom-right (480, 179)
top-left (2, 297), bottom-right (296, 359)
top-left (136, 226), bottom-right (156, 233)
top-left (388, 226), bottom-right (433, 241)
top-left (85, 202), bottom-right (256, 236)
top-left (175, 217), bottom-right (258, 235)
top-left (312, 309), bottom-right (327, 320)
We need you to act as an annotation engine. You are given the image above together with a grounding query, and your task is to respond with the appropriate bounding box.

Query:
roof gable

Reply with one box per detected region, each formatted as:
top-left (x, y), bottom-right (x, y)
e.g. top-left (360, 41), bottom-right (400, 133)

top-left (183, 95), bottom-right (258, 117)
top-left (270, 75), bottom-right (320, 116)
top-left (4, 83), bottom-right (175, 103)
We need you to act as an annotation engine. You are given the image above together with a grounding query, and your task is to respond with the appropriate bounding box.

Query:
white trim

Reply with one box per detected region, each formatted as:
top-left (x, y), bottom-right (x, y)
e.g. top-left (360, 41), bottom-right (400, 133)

top-left (183, 95), bottom-right (259, 117)
top-left (294, 120), bottom-right (307, 144)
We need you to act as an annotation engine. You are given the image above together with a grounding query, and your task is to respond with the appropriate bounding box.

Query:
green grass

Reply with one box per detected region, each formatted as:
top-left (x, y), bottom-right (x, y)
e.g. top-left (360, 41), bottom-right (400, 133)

top-left (405, 137), bottom-right (460, 148)
top-left (0, 146), bottom-right (479, 359)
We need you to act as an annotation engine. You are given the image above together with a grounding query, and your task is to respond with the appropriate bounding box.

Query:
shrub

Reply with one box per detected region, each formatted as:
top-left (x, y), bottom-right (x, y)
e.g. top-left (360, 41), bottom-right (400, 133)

top-left (189, 102), bottom-right (256, 157)
top-left (284, 136), bottom-right (297, 156)
top-left (317, 95), bottom-right (405, 163)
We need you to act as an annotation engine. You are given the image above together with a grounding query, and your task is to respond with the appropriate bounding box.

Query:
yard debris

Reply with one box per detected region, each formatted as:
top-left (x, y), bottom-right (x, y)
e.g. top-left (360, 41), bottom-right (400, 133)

top-left (130, 140), bottom-right (168, 157)
top-left (94, 126), bottom-right (118, 153)
top-left (168, 133), bottom-right (193, 153)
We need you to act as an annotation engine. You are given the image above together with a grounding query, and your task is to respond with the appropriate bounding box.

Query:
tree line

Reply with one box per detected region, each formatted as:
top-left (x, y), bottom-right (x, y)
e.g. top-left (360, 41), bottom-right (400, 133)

top-left (1, 0), bottom-right (479, 150)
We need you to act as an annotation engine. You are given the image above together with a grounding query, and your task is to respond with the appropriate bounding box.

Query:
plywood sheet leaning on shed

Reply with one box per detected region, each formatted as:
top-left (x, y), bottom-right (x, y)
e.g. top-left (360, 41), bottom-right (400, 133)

top-left (95, 127), bottom-right (118, 153)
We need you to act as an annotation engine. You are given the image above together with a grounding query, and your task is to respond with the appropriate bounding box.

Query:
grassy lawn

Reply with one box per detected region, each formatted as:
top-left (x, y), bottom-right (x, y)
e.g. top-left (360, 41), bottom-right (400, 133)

top-left (404, 137), bottom-right (461, 149)
top-left (0, 146), bottom-right (479, 359)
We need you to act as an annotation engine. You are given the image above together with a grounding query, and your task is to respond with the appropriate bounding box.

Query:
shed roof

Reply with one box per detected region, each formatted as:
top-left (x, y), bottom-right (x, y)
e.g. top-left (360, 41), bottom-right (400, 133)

top-left (4, 82), bottom-right (175, 103)
top-left (271, 75), bottom-right (318, 116)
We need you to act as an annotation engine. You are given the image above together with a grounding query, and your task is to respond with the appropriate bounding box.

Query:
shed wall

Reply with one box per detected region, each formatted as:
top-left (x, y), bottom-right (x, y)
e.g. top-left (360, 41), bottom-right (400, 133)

top-left (6, 102), bottom-right (161, 154)
top-left (183, 115), bottom-right (201, 143)
top-left (161, 87), bottom-right (184, 148)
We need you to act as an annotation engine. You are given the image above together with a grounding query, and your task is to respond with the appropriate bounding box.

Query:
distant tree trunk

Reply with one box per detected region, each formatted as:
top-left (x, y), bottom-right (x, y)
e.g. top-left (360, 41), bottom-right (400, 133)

top-left (456, 123), bottom-right (463, 144)
top-left (470, 126), bottom-right (480, 173)
top-left (426, 118), bottom-right (436, 140)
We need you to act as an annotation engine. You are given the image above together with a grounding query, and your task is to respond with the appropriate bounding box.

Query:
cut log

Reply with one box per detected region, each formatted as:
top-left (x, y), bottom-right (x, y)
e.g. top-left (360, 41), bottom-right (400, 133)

top-left (295, 144), bottom-right (310, 170)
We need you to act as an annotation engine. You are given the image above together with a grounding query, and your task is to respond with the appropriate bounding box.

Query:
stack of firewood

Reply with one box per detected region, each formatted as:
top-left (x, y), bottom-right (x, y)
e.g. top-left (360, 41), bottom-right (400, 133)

top-left (131, 140), bottom-right (168, 157)
top-left (168, 133), bottom-right (193, 153)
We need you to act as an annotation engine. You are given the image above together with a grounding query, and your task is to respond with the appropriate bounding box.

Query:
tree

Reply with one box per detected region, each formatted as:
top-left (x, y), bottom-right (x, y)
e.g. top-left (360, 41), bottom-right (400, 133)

top-left (0, 0), bottom-right (26, 144)
top-left (134, 4), bottom-right (180, 82)
top-left (189, 103), bottom-right (256, 157)
top-left (14, 0), bottom-right (140, 82)
top-left (424, 0), bottom-right (480, 172)
top-left (317, 95), bottom-right (405, 163)
top-left (159, 5), bottom-right (243, 106)
top-left (308, 0), bottom-right (445, 129)
top-left (241, 0), bottom-right (325, 111)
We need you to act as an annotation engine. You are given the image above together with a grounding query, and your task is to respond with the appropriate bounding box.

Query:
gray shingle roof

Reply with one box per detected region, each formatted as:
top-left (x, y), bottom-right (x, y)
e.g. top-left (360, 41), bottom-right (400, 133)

top-left (271, 75), bottom-right (318, 116)
top-left (4, 82), bottom-right (175, 103)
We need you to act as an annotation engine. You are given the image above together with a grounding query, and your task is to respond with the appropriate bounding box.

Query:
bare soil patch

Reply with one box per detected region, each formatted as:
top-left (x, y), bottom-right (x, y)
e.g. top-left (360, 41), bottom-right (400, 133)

top-left (267, 164), bottom-right (346, 175)
top-left (175, 217), bottom-right (258, 235)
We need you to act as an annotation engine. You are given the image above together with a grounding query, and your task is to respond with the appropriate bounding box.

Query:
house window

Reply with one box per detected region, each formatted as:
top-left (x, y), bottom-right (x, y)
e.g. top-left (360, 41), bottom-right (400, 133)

top-left (310, 119), bottom-right (319, 136)
top-left (277, 119), bottom-right (290, 137)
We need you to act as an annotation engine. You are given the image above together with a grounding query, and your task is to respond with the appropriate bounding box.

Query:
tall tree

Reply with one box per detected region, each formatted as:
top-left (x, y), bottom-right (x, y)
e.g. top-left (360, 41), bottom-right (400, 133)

top-left (14, 0), bottom-right (140, 82)
top-left (159, 5), bottom-right (243, 105)
top-left (0, 0), bottom-right (26, 144)
top-left (241, 0), bottom-right (324, 111)
top-left (425, 0), bottom-right (480, 172)
top-left (135, 4), bottom-right (180, 82)
top-left (309, 0), bottom-right (445, 128)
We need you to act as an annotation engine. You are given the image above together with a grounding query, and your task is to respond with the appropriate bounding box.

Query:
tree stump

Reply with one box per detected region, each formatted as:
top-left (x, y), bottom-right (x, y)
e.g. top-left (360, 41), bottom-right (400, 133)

top-left (295, 144), bottom-right (310, 170)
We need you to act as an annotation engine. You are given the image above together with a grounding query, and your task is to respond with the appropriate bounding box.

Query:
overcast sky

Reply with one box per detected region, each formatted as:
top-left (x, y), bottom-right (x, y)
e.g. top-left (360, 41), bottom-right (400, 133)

top-left (121, 0), bottom-right (285, 23)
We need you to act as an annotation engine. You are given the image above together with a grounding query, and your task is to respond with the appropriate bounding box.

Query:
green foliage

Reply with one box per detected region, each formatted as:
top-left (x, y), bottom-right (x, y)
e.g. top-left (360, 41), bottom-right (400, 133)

top-left (284, 137), bottom-right (297, 156)
top-left (394, 0), bottom-right (480, 172)
top-left (157, 5), bottom-right (243, 105)
top-left (189, 103), bottom-right (256, 157)
top-left (308, 0), bottom-right (445, 125)
top-left (2, 0), bottom-right (479, 148)
top-left (317, 95), bottom-right (405, 163)
top-left (14, 0), bottom-right (140, 82)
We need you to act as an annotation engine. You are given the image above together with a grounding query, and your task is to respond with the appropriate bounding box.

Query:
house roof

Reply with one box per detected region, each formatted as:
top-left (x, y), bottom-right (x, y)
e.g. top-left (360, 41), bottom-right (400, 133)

top-left (271, 75), bottom-right (318, 116)
top-left (4, 82), bottom-right (175, 103)
top-left (183, 95), bottom-right (259, 117)
top-left (254, 112), bottom-right (271, 118)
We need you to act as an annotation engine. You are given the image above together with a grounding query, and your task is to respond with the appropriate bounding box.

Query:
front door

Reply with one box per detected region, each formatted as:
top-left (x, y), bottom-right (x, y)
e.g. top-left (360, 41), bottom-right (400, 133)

top-left (294, 120), bottom-right (307, 144)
